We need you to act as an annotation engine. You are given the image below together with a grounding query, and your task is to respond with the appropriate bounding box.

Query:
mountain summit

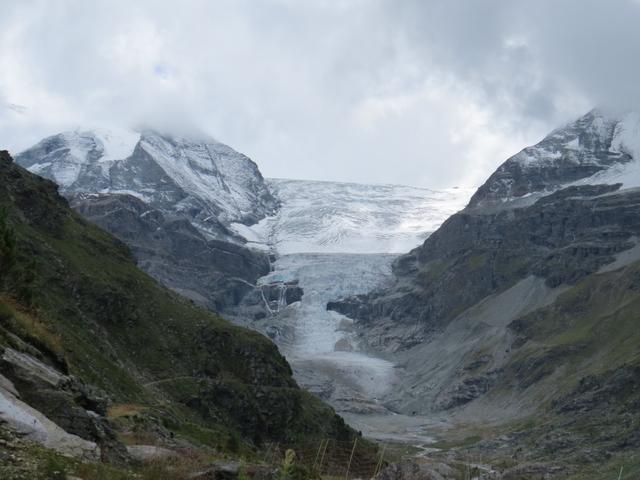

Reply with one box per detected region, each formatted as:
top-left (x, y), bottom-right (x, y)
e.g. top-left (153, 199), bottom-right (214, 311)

top-left (470, 109), bottom-right (640, 208)
top-left (16, 128), bottom-right (278, 238)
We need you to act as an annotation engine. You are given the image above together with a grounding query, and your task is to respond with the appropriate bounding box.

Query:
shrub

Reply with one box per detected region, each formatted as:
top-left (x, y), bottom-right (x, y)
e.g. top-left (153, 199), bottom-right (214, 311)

top-left (0, 207), bottom-right (16, 281)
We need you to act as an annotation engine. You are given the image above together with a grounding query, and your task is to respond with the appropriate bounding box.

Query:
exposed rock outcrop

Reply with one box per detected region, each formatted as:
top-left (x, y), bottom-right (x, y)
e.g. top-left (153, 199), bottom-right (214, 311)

top-left (71, 193), bottom-right (270, 312)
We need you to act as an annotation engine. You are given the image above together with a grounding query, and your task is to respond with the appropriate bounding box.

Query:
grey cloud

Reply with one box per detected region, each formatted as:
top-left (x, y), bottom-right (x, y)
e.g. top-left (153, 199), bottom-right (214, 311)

top-left (0, 0), bottom-right (638, 189)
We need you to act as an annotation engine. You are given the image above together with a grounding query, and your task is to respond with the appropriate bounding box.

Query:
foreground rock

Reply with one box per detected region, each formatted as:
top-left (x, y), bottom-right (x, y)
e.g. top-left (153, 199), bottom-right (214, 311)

top-left (0, 374), bottom-right (99, 460)
top-left (126, 445), bottom-right (179, 463)
top-left (189, 460), bottom-right (277, 480)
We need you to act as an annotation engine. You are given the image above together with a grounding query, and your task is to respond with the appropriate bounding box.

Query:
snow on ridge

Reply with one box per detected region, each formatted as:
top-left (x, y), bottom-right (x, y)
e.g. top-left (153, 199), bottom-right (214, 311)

top-left (561, 112), bottom-right (640, 191)
top-left (18, 126), bottom-right (276, 231)
top-left (483, 110), bottom-right (640, 207)
top-left (137, 131), bottom-right (272, 223)
top-left (16, 127), bottom-right (141, 188)
top-left (610, 111), bottom-right (640, 160)
top-left (90, 127), bottom-right (141, 162)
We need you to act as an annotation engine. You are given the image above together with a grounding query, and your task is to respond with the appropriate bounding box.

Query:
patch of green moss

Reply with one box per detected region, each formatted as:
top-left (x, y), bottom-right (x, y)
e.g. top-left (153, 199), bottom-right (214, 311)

top-left (417, 259), bottom-right (450, 284)
top-left (466, 252), bottom-right (488, 269)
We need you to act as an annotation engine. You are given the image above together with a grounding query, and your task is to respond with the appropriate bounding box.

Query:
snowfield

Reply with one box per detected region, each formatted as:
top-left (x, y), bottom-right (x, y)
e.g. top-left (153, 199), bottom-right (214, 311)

top-left (234, 178), bottom-right (473, 254)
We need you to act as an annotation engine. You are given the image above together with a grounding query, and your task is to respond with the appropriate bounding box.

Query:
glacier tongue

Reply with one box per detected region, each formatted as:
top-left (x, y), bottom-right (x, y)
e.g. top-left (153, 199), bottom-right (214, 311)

top-left (259, 253), bottom-right (398, 405)
top-left (238, 179), bottom-right (473, 416)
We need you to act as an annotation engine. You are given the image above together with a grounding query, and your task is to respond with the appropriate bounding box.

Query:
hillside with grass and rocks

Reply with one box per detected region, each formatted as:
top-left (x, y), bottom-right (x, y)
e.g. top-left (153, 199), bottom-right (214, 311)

top-left (0, 150), bottom-right (373, 479)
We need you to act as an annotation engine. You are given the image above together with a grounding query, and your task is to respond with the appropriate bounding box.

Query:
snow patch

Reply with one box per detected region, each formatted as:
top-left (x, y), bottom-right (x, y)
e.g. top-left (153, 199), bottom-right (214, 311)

top-left (610, 111), bottom-right (640, 160)
top-left (92, 127), bottom-right (140, 161)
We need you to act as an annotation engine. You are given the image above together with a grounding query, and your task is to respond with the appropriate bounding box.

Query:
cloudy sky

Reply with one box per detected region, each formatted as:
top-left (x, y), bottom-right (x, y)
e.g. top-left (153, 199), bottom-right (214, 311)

top-left (1, 0), bottom-right (639, 189)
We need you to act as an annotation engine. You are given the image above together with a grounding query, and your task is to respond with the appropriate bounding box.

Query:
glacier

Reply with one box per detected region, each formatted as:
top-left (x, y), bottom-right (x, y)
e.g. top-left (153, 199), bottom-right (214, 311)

top-left (234, 178), bottom-right (472, 254)
top-left (231, 179), bottom-right (474, 422)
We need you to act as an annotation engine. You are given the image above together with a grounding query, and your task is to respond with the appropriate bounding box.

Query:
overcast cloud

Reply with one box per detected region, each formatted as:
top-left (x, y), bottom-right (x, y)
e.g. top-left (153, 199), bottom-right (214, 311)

top-left (1, 0), bottom-right (639, 188)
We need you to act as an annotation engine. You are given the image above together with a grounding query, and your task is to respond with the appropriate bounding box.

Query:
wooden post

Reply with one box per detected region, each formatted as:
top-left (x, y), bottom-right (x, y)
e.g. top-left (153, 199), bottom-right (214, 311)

top-left (345, 437), bottom-right (358, 480)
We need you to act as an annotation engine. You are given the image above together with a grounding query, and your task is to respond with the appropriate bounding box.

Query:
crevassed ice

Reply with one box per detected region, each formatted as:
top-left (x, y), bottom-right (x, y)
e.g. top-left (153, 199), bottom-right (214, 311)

top-left (236, 179), bottom-right (473, 254)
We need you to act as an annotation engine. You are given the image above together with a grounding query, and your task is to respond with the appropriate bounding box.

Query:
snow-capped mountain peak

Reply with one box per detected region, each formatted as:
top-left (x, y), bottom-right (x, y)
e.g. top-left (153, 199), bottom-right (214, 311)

top-left (19, 128), bottom-right (140, 188)
top-left (16, 127), bottom-right (278, 237)
top-left (469, 109), bottom-right (640, 208)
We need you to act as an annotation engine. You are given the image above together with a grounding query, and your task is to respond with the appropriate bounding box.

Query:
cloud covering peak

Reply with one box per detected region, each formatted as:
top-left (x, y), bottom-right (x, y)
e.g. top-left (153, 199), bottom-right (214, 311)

top-left (1, 0), bottom-right (639, 188)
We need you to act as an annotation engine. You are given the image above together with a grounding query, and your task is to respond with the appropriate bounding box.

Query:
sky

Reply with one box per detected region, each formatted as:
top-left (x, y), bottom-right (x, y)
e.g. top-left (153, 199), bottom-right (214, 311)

top-left (1, 0), bottom-right (639, 189)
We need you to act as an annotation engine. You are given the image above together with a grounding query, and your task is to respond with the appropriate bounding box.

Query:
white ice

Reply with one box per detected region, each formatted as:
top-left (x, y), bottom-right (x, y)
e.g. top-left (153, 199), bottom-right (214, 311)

top-left (261, 253), bottom-right (398, 401)
top-left (238, 179), bottom-right (473, 254)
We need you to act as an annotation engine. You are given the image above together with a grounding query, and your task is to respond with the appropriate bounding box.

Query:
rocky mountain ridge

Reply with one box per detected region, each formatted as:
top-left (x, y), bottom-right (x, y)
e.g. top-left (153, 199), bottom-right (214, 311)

top-left (329, 109), bottom-right (640, 476)
top-left (469, 108), bottom-right (640, 208)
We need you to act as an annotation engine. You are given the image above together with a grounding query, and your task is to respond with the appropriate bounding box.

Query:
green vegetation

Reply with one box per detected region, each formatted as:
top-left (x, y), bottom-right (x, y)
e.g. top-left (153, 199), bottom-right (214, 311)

top-left (0, 207), bottom-right (17, 279)
top-left (0, 151), bottom-right (368, 477)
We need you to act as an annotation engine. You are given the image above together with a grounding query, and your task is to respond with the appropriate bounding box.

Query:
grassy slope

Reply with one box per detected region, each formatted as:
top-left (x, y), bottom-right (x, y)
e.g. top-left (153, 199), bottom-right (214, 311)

top-left (443, 260), bottom-right (640, 478)
top-left (0, 150), bottom-right (358, 453)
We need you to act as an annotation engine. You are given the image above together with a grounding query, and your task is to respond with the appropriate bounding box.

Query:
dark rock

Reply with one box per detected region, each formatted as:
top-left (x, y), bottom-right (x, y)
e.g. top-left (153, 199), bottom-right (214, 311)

top-left (501, 463), bottom-right (565, 480)
top-left (376, 460), bottom-right (458, 480)
top-left (190, 460), bottom-right (277, 479)
top-left (554, 365), bottom-right (640, 415)
top-left (330, 187), bottom-right (640, 352)
top-left (435, 374), bottom-right (497, 410)
top-left (284, 284), bottom-right (303, 304)
top-left (72, 193), bottom-right (270, 313)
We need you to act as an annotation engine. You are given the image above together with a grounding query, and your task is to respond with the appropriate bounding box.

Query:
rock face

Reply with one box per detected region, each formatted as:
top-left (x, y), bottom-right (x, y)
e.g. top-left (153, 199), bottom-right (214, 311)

top-left (329, 109), bottom-right (640, 468)
top-left (71, 193), bottom-right (270, 311)
top-left (0, 370), bottom-right (100, 461)
top-left (16, 128), bottom-right (278, 312)
top-left (331, 182), bottom-right (640, 351)
top-left (468, 109), bottom-right (637, 208)
top-left (0, 347), bottom-right (125, 462)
